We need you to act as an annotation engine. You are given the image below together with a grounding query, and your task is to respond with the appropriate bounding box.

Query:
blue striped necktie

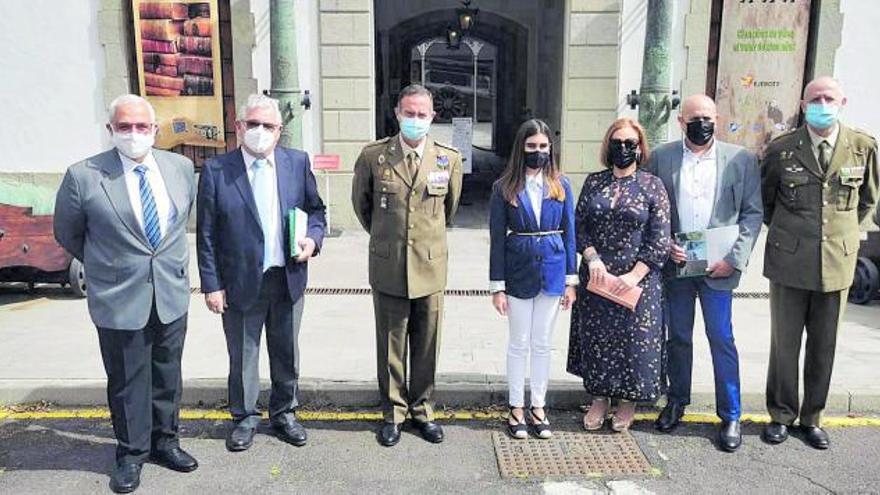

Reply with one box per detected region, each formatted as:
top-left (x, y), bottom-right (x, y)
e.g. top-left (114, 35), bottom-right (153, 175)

top-left (134, 165), bottom-right (161, 249)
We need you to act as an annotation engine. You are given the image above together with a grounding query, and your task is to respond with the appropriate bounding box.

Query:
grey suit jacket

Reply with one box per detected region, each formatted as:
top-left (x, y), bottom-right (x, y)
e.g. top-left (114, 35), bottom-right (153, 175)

top-left (54, 148), bottom-right (196, 330)
top-left (646, 139), bottom-right (763, 291)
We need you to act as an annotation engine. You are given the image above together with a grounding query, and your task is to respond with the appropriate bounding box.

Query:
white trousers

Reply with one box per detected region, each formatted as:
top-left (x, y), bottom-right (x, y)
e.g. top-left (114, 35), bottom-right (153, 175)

top-left (506, 293), bottom-right (561, 408)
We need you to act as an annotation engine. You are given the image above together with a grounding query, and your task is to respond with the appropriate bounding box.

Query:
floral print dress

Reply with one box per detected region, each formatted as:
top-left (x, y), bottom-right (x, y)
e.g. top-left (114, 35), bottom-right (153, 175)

top-left (566, 169), bottom-right (671, 402)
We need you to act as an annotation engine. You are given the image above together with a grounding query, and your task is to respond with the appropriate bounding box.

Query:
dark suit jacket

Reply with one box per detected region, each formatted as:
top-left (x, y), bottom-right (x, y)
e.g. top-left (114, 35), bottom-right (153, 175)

top-left (197, 146), bottom-right (327, 309)
top-left (488, 176), bottom-right (577, 299)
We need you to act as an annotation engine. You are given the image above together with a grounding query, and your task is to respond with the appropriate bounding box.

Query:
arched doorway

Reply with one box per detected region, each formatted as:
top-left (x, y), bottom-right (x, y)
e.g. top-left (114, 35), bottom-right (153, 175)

top-left (378, 9), bottom-right (528, 157)
top-left (375, 8), bottom-right (529, 227)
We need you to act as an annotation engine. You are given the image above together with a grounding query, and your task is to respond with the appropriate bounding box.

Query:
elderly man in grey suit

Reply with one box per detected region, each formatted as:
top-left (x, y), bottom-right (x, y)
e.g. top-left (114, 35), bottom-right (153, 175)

top-left (54, 94), bottom-right (197, 494)
top-left (647, 94), bottom-right (763, 452)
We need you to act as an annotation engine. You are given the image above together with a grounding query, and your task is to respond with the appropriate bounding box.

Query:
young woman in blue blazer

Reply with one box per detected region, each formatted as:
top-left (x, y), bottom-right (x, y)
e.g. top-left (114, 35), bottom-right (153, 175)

top-left (489, 119), bottom-right (577, 439)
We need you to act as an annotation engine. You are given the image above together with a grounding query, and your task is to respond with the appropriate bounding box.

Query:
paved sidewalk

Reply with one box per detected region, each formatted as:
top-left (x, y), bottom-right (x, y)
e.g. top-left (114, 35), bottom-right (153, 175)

top-left (1, 230), bottom-right (879, 413)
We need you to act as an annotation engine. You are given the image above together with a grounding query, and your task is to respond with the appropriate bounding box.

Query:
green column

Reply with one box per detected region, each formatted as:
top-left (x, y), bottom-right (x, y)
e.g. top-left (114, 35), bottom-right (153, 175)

top-left (270, 0), bottom-right (302, 149)
top-left (637, 0), bottom-right (674, 148)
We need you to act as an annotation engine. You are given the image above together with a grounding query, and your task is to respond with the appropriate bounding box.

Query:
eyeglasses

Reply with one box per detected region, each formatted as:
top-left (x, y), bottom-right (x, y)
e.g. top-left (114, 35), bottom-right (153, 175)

top-left (610, 138), bottom-right (639, 150)
top-left (113, 122), bottom-right (155, 134)
top-left (243, 120), bottom-right (281, 132)
top-left (524, 142), bottom-right (550, 151)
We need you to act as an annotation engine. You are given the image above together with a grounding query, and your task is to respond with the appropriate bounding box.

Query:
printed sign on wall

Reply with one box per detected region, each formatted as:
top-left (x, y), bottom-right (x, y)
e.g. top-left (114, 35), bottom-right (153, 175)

top-left (714, 0), bottom-right (812, 154)
top-left (132, 0), bottom-right (225, 148)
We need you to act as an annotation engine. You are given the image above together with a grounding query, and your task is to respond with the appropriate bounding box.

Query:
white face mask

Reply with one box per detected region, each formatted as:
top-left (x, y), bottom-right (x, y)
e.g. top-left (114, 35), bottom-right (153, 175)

top-left (112, 131), bottom-right (155, 160)
top-left (243, 127), bottom-right (276, 155)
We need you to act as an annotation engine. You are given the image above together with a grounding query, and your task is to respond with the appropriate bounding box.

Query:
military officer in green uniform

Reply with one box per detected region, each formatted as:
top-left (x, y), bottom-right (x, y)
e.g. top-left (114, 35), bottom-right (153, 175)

top-left (761, 76), bottom-right (879, 449)
top-left (351, 84), bottom-right (463, 447)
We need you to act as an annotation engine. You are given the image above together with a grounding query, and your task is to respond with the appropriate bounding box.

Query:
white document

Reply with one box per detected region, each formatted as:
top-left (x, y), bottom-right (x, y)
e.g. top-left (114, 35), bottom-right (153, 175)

top-left (705, 225), bottom-right (740, 264)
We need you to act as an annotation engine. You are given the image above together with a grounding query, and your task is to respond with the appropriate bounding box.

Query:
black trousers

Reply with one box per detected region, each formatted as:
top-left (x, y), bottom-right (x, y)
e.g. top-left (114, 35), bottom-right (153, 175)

top-left (97, 303), bottom-right (187, 464)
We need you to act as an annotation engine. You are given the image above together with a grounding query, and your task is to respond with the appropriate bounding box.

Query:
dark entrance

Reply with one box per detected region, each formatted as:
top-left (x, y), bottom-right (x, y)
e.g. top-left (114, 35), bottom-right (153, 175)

top-left (374, 1), bottom-right (565, 227)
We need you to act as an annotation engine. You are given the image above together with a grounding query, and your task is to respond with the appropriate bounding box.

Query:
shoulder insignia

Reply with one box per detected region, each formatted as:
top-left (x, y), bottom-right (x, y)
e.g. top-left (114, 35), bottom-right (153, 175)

top-left (364, 136), bottom-right (391, 148)
top-left (434, 141), bottom-right (460, 153)
top-left (850, 127), bottom-right (878, 144)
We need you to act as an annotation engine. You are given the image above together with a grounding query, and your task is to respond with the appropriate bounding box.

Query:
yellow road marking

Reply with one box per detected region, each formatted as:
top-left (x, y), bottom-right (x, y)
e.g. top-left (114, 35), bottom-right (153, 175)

top-left (1, 408), bottom-right (879, 426)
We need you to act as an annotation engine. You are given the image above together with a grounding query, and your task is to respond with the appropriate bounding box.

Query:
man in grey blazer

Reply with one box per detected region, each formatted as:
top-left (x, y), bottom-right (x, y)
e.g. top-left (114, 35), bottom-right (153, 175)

top-left (54, 95), bottom-right (198, 493)
top-left (647, 94), bottom-right (763, 452)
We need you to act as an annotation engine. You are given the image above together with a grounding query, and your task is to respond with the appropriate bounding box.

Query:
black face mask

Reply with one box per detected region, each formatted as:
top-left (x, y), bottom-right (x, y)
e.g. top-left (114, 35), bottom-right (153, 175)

top-left (524, 150), bottom-right (551, 170)
top-left (609, 143), bottom-right (639, 169)
top-left (686, 119), bottom-right (715, 146)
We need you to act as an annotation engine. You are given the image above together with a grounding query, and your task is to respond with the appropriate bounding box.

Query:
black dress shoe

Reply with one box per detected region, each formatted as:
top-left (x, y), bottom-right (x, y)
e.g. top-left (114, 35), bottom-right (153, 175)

top-left (273, 419), bottom-right (308, 447)
top-left (226, 423), bottom-right (256, 452)
top-left (799, 425), bottom-right (830, 450)
top-left (654, 402), bottom-right (685, 433)
top-left (414, 421), bottom-right (444, 444)
top-left (109, 462), bottom-right (142, 494)
top-left (762, 422), bottom-right (789, 444)
top-left (378, 422), bottom-right (401, 447)
top-left (150, 447), bottom-right (199, 472)
top-left (717, 420), bottom-right (742, 452)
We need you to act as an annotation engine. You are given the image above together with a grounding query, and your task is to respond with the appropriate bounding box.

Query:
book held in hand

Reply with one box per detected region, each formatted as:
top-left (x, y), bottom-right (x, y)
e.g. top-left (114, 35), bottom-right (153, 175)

top-left (674, 225), bottom-right (739, 278)
top-left (586, 274), bottom-right (643, 311)
top-left (289, 208), bottom-right (309, 258)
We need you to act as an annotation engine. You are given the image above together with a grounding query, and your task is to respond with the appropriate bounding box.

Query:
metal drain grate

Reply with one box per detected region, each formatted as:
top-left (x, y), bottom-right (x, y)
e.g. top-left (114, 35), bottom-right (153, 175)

top-left (492, 431), bottom-right (653, 479)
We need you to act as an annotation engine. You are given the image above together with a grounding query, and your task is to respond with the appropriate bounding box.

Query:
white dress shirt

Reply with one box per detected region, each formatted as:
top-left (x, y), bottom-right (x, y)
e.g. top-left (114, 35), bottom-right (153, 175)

top-left (808, 124), bottom-right (840, 162)
top-left (525, 171), bottom-right (543, 223)
top-left (241, 147), bottom-right (285, 270)
top-left (119, 150), bottom-right (174, 239)
top-left (677, 141), bottom-right (717, 233)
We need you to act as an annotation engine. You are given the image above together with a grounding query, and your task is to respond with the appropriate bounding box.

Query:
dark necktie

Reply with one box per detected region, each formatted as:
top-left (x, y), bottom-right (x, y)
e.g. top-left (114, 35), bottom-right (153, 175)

top-left (818, 140), bottom-right (831, 172)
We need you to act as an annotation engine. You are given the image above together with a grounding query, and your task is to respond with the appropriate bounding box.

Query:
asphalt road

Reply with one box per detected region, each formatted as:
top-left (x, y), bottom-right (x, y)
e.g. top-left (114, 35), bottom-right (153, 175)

top-left (1, 413), bottom-right (878, 494)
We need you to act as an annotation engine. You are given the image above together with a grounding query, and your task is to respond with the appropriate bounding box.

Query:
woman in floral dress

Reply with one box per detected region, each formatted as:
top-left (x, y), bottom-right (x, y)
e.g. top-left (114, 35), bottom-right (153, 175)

top-left (566, 117), bottom-right (671, 432)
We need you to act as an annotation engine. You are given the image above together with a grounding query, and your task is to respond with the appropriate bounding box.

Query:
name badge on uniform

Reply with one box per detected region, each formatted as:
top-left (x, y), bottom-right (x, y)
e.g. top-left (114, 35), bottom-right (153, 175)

top-left (427, 170), bottom-right (450, 195)
top-left (380, 196), bottom-right (388, 209)
top-left (840, 166), bottom-right (865, 179)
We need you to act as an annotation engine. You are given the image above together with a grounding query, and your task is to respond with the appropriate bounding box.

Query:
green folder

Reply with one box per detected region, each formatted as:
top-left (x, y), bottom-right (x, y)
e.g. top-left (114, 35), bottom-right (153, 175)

top-left (289, 208), bottom-right (308, 258)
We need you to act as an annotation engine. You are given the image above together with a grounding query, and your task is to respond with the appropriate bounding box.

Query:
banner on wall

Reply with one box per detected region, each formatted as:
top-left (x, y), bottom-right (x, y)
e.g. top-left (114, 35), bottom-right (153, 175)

top-left (132, 0), bottom-right (225, 149)
top-left (714, 0), bottom-right (812, 154)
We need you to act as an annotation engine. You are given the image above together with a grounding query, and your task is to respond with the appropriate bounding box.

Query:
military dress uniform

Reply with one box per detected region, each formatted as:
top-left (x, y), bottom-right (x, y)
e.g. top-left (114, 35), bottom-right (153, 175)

top-left (761, 124), bottom-right (879, 427)
top-left (351, 134), bottom-right (463, 424)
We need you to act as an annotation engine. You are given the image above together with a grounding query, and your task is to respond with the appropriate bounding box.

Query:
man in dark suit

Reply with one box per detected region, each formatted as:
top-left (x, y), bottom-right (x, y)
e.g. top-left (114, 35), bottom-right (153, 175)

top-left (54, 94), bottom-right (198, 493)
top-left (648, 94), bottom-right (763, 452)
top-left (197, 94), bottom-right (326, 452)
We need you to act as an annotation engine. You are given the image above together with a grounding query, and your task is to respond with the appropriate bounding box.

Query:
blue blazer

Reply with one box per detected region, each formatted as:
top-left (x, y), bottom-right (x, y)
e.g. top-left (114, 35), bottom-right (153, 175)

top-left (489, 175), bottom-right (577, 299)
top-left (197, 146), bottom-right (327, 310)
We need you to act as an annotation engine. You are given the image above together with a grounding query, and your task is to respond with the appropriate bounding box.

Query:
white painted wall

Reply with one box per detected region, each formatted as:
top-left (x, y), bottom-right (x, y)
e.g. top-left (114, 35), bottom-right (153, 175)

top-left (249, 0), bottom-right (322, 155)
top-left (618, 0), bottom-right (693, 141)
top-left (834, 0), bottom-right (880, 137)
top-left (0, 0), bottom-right (108, 173)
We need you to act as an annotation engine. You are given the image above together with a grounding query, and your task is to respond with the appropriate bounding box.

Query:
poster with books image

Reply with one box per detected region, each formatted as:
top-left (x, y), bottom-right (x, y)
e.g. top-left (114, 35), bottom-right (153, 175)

top-left (133, 0), bottom-right (225, 148)
top-left (674, 225), bottom-right (739, 278)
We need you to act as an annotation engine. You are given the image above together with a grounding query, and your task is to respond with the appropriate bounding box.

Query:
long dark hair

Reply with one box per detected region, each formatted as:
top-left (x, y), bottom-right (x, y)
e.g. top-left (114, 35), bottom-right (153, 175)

top-left (497, 119), bottom-right (565, 206)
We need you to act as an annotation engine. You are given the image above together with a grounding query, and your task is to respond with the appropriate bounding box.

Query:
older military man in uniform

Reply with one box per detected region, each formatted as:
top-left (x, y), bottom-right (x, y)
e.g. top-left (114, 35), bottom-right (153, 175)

top-left (352, 84), bottom-right (463, 447)
top-left (761, 76), bottom-right (879, 449)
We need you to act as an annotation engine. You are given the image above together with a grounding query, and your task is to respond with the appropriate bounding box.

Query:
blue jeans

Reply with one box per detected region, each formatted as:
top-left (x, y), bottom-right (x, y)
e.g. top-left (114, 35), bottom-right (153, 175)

top-left (665, 277), bottom-right (741, 421)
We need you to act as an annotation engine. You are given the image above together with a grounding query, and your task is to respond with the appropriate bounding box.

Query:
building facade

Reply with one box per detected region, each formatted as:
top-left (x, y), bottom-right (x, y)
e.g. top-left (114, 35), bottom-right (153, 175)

top-left (0, 0), bottom-right (874, 229)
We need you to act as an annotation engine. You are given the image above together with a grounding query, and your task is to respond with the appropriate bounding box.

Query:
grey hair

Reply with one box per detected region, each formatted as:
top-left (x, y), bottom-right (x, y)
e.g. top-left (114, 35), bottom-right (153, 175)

top-left (108, 94), bottom-right (156, 123)
top-left (239, 94), bottom-right (283, 123)
top-left (396, 84), bottom-right (434, 110)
